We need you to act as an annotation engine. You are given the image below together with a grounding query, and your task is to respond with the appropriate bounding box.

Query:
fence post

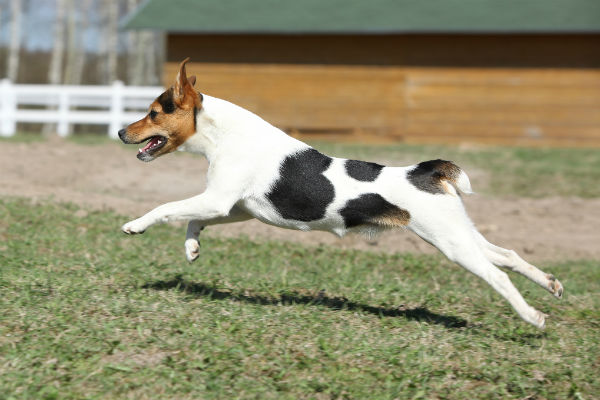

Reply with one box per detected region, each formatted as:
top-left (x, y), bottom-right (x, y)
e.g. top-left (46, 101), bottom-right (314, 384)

top-left (0, 79), bottom-right (17, 136)
top-left (57, 89), bottom-right (70, 137)
top-left (108, 80), bottom-right (123, 138)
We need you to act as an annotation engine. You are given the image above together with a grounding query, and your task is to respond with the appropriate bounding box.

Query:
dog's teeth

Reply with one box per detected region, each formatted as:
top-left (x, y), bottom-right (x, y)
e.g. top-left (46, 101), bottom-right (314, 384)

top-left (138, 148), bottom-right (142, 153)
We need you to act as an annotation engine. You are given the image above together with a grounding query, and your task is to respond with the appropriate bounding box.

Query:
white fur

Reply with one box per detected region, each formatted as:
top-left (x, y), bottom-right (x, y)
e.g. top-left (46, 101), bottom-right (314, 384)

top-left (122, 94), bottom-right (563, 328)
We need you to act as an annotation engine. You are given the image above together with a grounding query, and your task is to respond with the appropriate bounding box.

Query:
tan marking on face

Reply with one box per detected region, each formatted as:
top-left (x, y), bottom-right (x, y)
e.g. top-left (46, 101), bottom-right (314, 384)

top-left (120, 57), bottom-right (202, 160)
top-left (124, 97), bottom-right (197, 155)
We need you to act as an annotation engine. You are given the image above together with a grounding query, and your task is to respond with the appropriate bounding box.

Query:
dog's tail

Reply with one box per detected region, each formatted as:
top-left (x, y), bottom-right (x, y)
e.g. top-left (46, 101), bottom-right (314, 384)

top-left (408, 159), bottom-right (474, 196)
top-left (453, 168), bottom-right (473, 195)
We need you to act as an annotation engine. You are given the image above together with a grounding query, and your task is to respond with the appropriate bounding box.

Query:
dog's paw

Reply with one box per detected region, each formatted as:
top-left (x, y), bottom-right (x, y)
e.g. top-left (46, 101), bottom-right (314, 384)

top-left (525, 308), bottom-right (547, 329)
top-left (185, 238), bottom-right (200, 262)
top-left (547, 274), bottom-right (564, 299)
top-left (122, 220), bottom-right (146, 235)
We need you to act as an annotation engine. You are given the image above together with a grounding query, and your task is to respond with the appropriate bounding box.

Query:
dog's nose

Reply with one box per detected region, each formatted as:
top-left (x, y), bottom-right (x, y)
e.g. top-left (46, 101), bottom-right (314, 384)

top-left (118, 128), bottom-right (127, 141)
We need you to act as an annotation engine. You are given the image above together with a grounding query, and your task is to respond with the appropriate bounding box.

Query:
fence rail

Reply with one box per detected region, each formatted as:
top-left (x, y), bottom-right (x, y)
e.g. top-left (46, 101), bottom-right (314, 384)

top-left (0, 80), bottom-right (163, 137)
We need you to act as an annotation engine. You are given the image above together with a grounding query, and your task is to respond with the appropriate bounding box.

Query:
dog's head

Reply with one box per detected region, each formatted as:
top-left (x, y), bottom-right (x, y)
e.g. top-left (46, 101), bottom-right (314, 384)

top-left (118, 57), bottom-right (202, 162)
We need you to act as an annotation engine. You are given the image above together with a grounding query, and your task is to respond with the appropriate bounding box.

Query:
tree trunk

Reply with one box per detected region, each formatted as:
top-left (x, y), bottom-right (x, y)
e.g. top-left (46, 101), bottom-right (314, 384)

top-left (7, 0), bottom-right (22, 82)
top-left (63, 0), bottom-right (77, 84)
top-left (127, 0), bottom-right (143, 85)
top-left (64, 0), bottom-right (91, 85)
top-left (106, 0), bottom-right (118, 83)
top-left (47, 0), bottom-right (67, 85)
top-left (155, 32), bottom-right (166, 86)
top-left (44, 0), bottom-right (67, 135)
top-left (96, 2), bottom-right (108, 83)
top-left (70, 0), bottom-right (93, 85)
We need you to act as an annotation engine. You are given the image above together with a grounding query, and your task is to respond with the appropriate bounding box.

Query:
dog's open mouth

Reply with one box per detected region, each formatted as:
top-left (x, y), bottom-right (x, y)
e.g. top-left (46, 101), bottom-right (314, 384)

top-left (137, 135), bottom-right (166, 159)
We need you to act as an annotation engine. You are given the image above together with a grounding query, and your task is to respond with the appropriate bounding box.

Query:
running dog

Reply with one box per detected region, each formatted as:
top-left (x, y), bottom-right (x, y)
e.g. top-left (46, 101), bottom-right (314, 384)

top-left (118, 58), bottom-right (563, 328)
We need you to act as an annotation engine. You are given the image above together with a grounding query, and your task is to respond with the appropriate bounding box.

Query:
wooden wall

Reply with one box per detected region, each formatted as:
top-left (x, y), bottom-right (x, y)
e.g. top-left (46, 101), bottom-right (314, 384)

top-left (165, 34), bottom-right (600, 146)
top-left (402, 68), bottom-right (600, 146)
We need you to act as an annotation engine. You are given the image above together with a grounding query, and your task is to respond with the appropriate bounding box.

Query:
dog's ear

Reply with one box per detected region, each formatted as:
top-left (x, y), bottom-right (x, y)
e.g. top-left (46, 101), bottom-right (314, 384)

top-left (173, 57), bottom-right (196, 106)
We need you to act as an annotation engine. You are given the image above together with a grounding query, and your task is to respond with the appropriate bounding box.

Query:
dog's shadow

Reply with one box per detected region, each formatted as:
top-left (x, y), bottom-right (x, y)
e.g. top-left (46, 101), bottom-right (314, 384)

top-left (142, 275), bottom-right (467, 329)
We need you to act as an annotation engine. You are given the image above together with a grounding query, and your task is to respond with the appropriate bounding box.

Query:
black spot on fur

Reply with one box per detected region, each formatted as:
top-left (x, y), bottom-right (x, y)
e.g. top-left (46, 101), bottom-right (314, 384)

top-left (158, 90), bottom-right (176, 114)
top-left (267, 148), bottom-right (334, 222)
top-left (407, 159), bottom-right (461, 195)
top-left (345, 160), bottom-right (384, 182)
top-left (340, 193), bottom-right (409, 228)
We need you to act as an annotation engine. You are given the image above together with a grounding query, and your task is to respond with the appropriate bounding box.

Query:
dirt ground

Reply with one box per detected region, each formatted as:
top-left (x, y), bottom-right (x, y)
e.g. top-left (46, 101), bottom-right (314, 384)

top-left (2, 137), bottom-right (599, 262)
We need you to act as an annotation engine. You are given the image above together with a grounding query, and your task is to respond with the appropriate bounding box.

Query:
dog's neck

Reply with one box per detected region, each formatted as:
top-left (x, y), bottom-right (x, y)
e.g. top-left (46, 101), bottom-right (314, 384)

top-left (179, 94), bottom-right (292, 163)
top-left (177, 95), bottom-right (236, 161)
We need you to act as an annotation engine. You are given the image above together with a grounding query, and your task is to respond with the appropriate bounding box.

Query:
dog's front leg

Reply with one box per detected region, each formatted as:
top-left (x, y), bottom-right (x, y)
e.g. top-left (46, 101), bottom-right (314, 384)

top-left (122, 192), bottom-right (234, 235)
top-left (184, 207), bottom-right (253, 262)
top-left (184, 220), bottom-right (204, 262)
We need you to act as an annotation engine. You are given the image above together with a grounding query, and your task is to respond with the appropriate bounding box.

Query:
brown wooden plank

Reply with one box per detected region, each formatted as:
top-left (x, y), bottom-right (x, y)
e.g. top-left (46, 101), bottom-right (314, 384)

top-left (408, 108), bottom-right (600, 126)
top-left (400, 135), bottom-right (600, 148)
top-left (407, 86), bottom-right (600, 108)
top-left (405, 68), bottom-right (600, 87)
top-left (290, 131), bottom-right (600, 147)
top-left (401, 123), bottom-right (600, 139)
top-left (291, 133), bottom-right (399, 145)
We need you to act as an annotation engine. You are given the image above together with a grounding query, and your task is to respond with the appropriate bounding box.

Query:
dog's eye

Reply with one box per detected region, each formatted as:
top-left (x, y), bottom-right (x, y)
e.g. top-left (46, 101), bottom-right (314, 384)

top-left (149, 110), bottom-right (158, 120)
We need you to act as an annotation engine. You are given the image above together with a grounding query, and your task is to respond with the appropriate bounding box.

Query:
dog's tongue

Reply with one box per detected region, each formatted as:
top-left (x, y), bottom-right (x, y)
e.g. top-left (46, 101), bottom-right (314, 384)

top-left (142, 137), bottom-right (161, 152)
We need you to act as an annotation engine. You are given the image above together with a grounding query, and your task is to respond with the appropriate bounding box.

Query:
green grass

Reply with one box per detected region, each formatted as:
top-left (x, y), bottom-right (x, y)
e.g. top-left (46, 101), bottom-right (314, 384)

top-left (0, 198), bottom-right (598, 399)
top-left (0, 132), bottom-right (47, 143)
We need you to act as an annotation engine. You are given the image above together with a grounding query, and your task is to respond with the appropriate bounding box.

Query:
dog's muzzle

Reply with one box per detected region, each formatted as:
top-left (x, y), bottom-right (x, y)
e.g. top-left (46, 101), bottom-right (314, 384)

top-left (118, 128), bottom-right (128, 143)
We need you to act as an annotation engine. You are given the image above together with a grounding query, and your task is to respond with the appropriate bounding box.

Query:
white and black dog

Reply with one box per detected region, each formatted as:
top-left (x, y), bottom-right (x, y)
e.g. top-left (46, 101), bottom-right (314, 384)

top-left (119, 58), bottom-right (563, 328)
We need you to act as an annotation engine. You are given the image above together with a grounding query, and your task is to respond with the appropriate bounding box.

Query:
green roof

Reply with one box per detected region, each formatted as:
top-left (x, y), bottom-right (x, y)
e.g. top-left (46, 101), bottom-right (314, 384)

top-left (123, 0), bottom-right (600, 33)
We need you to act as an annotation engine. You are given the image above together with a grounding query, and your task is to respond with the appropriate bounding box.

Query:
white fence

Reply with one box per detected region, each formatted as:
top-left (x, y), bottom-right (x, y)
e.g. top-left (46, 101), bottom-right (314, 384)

top-left (0, 79), bottom-right (163, 138)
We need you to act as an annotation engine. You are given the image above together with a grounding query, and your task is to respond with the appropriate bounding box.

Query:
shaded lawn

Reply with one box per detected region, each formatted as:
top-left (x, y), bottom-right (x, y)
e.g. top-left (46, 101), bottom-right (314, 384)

top-left (0, 198), bottom-right (598, 399)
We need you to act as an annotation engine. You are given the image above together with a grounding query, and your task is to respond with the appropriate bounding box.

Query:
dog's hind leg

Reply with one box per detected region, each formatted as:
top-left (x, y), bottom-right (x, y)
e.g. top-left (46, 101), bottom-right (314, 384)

top-left (184, 206), bottom-right (253, 262)
top-left (409, 219), bottom-right (546, 328)
top-left (473, 230), bottom-right (564, 299)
